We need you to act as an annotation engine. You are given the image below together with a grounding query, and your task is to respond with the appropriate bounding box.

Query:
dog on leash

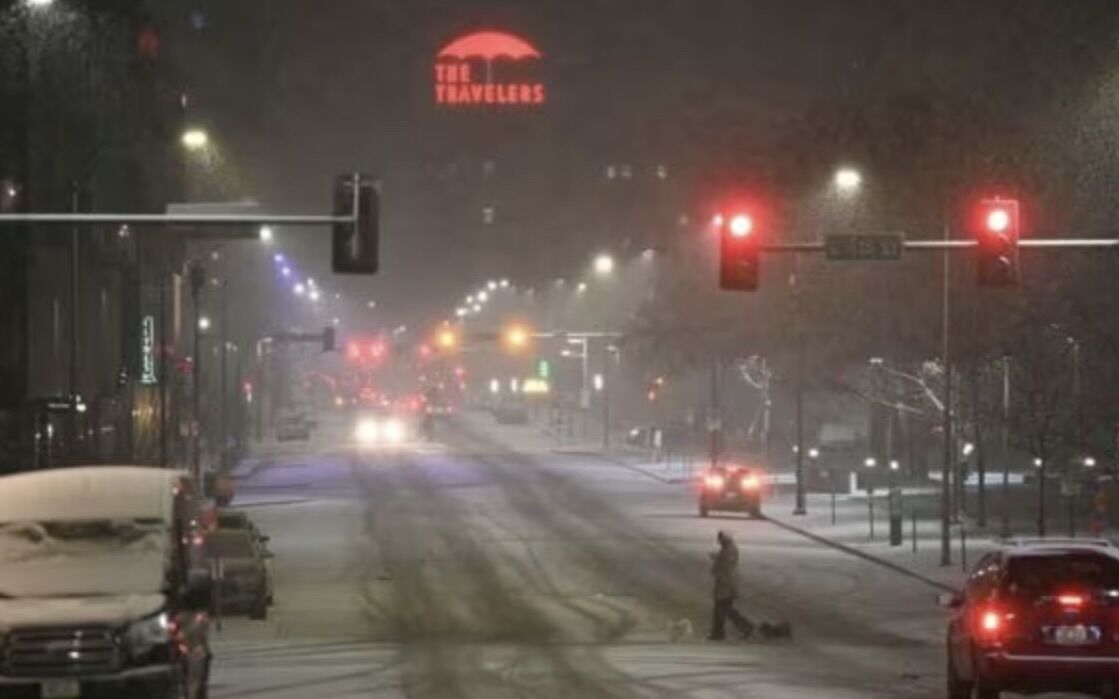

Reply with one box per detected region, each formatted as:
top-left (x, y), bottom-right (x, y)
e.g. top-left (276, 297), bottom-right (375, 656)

top-left (758, 621), bottom-right (793, 640)
top-left (667, 617), bottom-right (694, 642)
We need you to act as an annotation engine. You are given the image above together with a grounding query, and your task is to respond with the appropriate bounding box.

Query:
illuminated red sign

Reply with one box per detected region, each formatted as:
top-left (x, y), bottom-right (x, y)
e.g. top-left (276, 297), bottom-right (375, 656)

top-left (435, 31), bottom-right (545, 107)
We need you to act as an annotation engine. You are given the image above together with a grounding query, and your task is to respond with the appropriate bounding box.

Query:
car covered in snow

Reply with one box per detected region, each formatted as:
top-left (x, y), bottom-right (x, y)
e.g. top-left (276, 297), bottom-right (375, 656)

top-left (0, 467), bottom-right (213, 699)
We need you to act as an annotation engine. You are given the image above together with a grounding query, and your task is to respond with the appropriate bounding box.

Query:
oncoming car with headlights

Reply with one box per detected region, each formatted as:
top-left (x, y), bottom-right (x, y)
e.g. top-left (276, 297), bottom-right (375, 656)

top-left (0, 467), bottom-right (212, 699)
top-left (353, 410), bottom-right (411, 447)
top-left (698, 465), bottom-right (765, 518)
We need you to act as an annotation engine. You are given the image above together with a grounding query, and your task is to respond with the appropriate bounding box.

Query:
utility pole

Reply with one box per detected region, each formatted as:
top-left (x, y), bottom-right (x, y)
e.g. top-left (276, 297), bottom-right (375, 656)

top-left (793, 261), bottom-right (806, 515)
top-left (1000, 355), bottom-right (1010, 536)
top-left (157, 248), bottom-right (168, 467)
top-left (709, 358), bottom-right (721, 469)
top-left (189, 262), bottom-right (205, 484)
top-left (68, 183), bottom-right (81, 462)
top-left (219, 278), bottom-right (228, 471)
top-left (941, 221), bottom-right (954, 567)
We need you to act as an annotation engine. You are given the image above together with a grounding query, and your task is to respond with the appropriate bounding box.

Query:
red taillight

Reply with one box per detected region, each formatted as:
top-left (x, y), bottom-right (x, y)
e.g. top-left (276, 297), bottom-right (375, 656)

top-left (741, 474), bottom-right (760, 491)
top-left (981, 610), bottom-right (1001, 633)
top-left (704, 474), bottom-right (726, 490)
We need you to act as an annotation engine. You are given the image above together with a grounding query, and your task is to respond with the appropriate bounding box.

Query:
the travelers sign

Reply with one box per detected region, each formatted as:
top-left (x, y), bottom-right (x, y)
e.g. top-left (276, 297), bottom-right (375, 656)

top-left (435, 31), bottom-right (545, 107)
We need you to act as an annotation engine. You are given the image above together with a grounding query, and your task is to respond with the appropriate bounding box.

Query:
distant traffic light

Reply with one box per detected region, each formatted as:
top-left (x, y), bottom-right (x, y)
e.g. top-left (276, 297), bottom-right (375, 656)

top-left (974, 198), bottom-right (1020, 287)
top-left (717, 209), bottom-right (761, 291)
top-left (332, 173), bottom-right (379, 275)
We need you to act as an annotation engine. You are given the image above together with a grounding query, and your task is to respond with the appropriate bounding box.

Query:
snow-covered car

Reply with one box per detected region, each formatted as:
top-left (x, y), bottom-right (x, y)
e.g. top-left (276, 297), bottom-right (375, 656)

top-left (698, 466), bottom-right (764, 518)
top-left (207, 529), bottom-right (274, 620)
top-left (0, 467), bottom-right (213, 699)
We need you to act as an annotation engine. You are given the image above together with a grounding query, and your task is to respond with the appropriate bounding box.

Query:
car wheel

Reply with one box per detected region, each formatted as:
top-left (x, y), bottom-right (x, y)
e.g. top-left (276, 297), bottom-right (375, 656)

top-left (946, 646), bottom-right (971, 699)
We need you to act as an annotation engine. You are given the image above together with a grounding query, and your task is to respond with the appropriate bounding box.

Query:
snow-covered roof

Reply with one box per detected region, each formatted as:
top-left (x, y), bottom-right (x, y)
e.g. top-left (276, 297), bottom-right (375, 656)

top-left (0, 466), bottom-right (188, 524)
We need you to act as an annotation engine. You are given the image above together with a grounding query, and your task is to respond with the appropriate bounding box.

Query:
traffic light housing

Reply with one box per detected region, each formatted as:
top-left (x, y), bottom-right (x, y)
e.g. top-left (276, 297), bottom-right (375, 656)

top-left (973, 198), bottom-right (1020, 287)
top-left (718, 211), bottom-right (761, 291)
top-left (332, 173), bottom-right (379, 274)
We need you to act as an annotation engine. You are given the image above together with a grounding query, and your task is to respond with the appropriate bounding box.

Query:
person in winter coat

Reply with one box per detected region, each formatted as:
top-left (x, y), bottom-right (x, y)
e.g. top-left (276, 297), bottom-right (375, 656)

top-left (708, 529), bottom-right (754, 640)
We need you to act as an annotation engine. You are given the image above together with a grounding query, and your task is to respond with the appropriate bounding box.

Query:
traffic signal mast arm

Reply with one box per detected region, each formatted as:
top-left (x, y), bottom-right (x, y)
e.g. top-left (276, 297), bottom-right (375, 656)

top-left (757, 238), bottom-right (1119, 252)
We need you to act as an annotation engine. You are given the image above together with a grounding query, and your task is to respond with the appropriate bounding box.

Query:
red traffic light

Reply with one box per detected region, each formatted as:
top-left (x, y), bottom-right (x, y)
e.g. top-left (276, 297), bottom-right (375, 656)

top-left (985, 208), bottom-right (1011, 234)
top-left (973, 198), bottom-right (1020, 287)
top-left (716, 207), bottom-right (762, 291)
top-left (728, 214), bottom-right (754, 238)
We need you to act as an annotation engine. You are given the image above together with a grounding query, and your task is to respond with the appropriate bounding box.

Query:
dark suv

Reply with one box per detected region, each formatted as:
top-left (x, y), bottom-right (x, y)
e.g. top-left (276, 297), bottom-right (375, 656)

top-left (945, 540), bottom-right (1119, 698)
top-left (698, 466), bottom-right (763, 518)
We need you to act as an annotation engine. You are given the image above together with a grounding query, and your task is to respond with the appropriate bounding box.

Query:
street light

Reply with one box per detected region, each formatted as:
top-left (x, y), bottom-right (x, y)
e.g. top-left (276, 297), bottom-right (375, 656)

top-left (499, 279), bottom-right (510, 288)
top-left (834, 167), bottom-right (862, 194)
top-left (593, 254), bottom-right (615, 277)
top-left (181, 128), bottom-right (209, 151)
top-left (26, 0), bottom-right (54, 7)
top-left (259, 226), bottom-right (274, 244)
top-left (503, 324), bottom-right (530, 352)
top-left (198, 316), bottom-right (212, 332)
top-left (281, 266), bottom-right (291, 278)
top-left (293, 283), bottom-right (306, 296)
top-left (308, 289), bottom-right (321, 302)
top-left (487, 280), bottom-right (498, 291)
top-left (865, 457), bottom-right (877, 468)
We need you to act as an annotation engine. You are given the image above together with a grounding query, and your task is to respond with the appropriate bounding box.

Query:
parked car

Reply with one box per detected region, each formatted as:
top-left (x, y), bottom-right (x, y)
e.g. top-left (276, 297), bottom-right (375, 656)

top-left (0, 467), bottom-right (213, 699)
top-left (944, 538), bottom-right (1119, 699)
top-left (208, 529), bottom-right (274, 620)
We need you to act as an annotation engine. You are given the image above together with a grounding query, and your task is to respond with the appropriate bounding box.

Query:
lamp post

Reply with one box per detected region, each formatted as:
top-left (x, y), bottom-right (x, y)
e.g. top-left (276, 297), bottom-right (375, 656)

top-left (189, 263), bottom-right (205, 484)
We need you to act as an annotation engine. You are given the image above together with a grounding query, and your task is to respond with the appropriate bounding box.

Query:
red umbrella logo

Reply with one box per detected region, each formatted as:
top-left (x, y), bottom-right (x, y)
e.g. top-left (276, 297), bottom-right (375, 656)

top-left (434, 30), bottom-right (545, 106)
top-left (438, 31), bottom-right (542, 61)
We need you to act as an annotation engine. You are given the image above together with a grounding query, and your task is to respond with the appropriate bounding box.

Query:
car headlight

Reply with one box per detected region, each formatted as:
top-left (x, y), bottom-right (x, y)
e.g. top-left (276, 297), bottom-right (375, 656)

top-left (382, 419), bottom-right (405, 443)
top-left (355, 419), bottom-right (380, 444)
top-left (126, 612), bottom-right (170, 654)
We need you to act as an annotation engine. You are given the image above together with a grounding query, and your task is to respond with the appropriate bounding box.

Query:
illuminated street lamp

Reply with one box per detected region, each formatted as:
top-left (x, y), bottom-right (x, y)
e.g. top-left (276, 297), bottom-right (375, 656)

top-left (198, 316), bottom-right (212, 332)
top-left (436, 328), bottom-right (459, 351)
top-left (503, 324), bottom-right (531, 352)
top-left (487, 280), bottom-right (498, 291)
top-left (281, 266), bottom-right (291, 278)
top-left (576, 282), bottom-right (588, 294)
top-left (593, 253), bottom-right (616, 277)
top-left (477, 291), bottom-right (489, 303)
top-left (181, 128), bottom-right (209, 151)
top-left (26, 0), bottom-right (54, 7)
top-left (308, 289), bottom-right (321, 302)
top-left (864, 457), bottom-right (877, 468)
top-left (499, 279), bottom-right (510, 288)
top-left (259, 226), bottom-right (274, 244)
top-left (455, 307), bottom-right (467, 318)
top-left (834, 167), bottom-right (863, 194)
top-left (293, 283), bottom-right (306, 296)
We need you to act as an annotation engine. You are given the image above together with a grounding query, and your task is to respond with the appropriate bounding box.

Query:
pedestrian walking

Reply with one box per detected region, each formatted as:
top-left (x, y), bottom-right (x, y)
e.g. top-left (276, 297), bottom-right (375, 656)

top-left (708, 529), bottom-right (754, 641)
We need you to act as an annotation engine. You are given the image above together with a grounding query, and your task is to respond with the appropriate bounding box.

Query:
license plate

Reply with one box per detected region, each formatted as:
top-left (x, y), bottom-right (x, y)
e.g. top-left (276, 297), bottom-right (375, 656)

top-left (1053, 625), bottom-right (1096, 646)
top-left (41, 680), bottom-right (80, 699)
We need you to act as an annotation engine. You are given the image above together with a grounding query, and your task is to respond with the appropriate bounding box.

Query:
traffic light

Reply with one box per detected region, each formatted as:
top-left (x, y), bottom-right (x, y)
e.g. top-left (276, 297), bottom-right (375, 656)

top-left (718, 210), bottom-right (761, 291)
top-left (322, 326), bottom-right (336, 352)
top-left (973, 198), bottom-right (1020, 287)
top-left (332, 173), bottom-right (379, 275)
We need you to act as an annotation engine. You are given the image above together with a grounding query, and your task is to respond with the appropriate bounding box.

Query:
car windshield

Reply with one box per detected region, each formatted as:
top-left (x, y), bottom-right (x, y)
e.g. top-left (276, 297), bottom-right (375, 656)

top-left (1005, 553), bottom-right (1119, 598)
top-left (0, 520), bottom-right (168, 598)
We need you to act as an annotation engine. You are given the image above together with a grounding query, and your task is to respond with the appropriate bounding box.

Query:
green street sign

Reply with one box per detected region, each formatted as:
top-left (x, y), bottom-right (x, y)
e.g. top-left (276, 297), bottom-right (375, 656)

top-left (537, 359), bottom-right (550, 379)
top-left (825, 234), bottom-right (904, 261)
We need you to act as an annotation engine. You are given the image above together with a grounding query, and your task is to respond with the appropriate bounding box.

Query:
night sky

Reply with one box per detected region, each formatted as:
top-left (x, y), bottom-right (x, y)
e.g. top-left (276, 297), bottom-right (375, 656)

top-left (183, 0), bottom-right (1119, 327)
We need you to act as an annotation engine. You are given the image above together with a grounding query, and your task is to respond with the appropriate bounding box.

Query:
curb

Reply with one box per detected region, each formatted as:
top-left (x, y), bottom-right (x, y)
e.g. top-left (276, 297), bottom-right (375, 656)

top-left (764, 515), bottom-right (958, 593)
